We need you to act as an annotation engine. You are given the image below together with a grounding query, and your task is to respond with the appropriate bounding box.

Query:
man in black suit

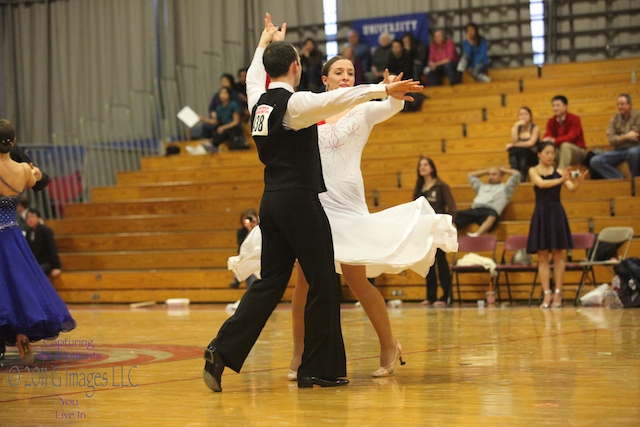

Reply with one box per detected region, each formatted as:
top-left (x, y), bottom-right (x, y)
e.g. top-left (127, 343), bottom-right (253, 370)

top-left (202, 13), bottom-right (422, 391)
top-left (25, 210), bottom-right (62, 277)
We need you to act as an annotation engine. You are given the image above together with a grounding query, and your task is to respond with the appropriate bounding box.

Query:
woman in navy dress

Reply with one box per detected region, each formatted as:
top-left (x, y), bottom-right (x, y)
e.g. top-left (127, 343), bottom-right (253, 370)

top-left (0, 119), bottom-right (76, 364)
top-left (527, 142), bottom-right (587, 308)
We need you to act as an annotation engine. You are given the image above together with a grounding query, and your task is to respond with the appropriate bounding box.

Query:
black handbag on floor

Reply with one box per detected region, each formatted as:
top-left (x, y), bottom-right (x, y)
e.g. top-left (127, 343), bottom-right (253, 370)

top-left (614, 257), bottom-right (640, 308)
top-left (228, 135), bottom-right (250, 150)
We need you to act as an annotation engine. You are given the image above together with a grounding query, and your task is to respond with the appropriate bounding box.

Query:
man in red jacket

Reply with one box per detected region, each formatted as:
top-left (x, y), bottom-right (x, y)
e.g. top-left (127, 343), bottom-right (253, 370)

top-left (542, 95), bottom-right (586, 169)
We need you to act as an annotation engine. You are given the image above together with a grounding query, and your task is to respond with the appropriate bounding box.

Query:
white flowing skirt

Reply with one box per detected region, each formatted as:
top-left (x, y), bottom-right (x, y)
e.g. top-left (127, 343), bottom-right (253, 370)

top-left (228, 197), bottom-right (458, 281)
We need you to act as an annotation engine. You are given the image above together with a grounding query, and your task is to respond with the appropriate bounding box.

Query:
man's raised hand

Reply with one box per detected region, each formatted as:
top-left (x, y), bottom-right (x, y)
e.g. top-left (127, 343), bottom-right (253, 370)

top-left (264, 13), bottom-right (286, 42)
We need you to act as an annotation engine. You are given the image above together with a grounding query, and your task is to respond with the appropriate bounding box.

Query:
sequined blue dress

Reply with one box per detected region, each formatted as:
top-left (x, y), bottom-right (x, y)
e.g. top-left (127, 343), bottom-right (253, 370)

top-left (0, 178), bottom-right (76, 346)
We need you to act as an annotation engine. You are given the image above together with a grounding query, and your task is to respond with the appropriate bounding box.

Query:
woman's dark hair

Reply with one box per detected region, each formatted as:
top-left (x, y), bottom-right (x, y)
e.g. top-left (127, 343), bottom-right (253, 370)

top-left (412, 157), bottom-right (438, 200)
top-left (302, 37), bottom-right (317, 49)
top-left (538, 141), bottom-right (557, 153)
top-left (220, 73), bottom-right (235, 88)
top-left (218, 86), bottom-right (232, 99)
top-left (519, 106), bottom-right (533, 122)
top-left (263, 41), bottom-right (299, 78)
top-left (466, 22), bottom-right (481, 42)
top-left (519, 106), bottom-right (532, 118)
top-left (0, 119), bottom-right (16, 154)
top-left (402, 32), bottom-right (417, 49)
top-left (321, 55), bottom-right (348, 77)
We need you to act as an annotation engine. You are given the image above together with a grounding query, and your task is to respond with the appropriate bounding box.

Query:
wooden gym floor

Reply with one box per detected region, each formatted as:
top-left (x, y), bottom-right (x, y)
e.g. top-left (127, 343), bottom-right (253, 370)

top-left (1, 302), bottom-right (639, 426)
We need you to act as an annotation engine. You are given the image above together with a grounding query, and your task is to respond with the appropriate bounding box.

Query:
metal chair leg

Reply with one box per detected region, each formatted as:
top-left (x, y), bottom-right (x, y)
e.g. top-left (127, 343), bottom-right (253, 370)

top-left (505, 274), bottom-right (513, 305)
top-left (574, 269), bottom-right (588, 305)
top-left (528, 274), bottom-right (537, 306)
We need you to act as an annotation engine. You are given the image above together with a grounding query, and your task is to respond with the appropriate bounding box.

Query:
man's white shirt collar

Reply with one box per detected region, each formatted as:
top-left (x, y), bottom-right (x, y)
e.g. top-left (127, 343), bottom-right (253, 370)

top-left (267, 81), bottom-right (294, 93)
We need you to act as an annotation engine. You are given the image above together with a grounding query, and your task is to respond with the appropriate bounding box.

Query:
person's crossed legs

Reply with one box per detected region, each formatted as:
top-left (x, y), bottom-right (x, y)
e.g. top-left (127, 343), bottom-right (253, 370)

top-left (454, 207), bottom-right (498, 237)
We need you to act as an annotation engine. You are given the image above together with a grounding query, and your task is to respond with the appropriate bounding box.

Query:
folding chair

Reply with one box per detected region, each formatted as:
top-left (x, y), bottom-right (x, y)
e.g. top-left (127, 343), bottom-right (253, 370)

top-left (574, 227), bottom-right (634, 305)
top-left (528, 232), bottom-right (595, 305)
top-left (495, 235), bottom-right (538, 305)
top-left (451, 234), bottom-right (497, 305)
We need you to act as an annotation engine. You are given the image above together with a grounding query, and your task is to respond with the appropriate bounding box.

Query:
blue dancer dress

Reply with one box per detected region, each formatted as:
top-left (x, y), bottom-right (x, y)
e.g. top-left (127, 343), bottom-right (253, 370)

top-left (0, 176), bottom-right (76, 347)
top-left (526, 170), bottom-right (574, 253)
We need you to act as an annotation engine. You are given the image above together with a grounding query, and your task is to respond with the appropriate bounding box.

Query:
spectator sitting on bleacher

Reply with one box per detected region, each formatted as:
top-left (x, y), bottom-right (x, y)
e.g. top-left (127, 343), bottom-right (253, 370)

top-left (25, 209), bottom-right (62, 278)
top-left (209, 73), bottom-right (245, 116)
top-left (191, 73), bottom-right (245, 140)
top-left (402, 32), bottom-right (428, 82)
top-left (341, 45), bottom-right (364, 85)
top-left (425, 29), bottom-right (459, 86)
top-left (457, 23), bottom-right (491, 83)
top-left (208, 87), bottom-right (243, 153)
top-left (298, 38), bottom-right (325, 92)
top-left (506, 106), bottom-right (540, 182)
top-left (542, 95), bottom-right (587, 170)
top-left (454, 167), bottom-right (521, 237)
top-left (387, 39), bottom-right (413, 82)
top-left (347, 29), bottom-right (371, 74)
top-left (233, 67), bottom-right (249, 119)
top-left (364, 32), bottom-right (392, 83)
top-left (589, 94), bottom-right (640, 179)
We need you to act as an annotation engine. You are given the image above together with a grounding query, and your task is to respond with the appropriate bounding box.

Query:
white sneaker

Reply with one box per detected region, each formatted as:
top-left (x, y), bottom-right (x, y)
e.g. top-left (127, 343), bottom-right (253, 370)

top-left (456, 57), bottom-right (468, 73)
top-left (225, 299), bottom-right (241, 312)
top-left (477, 73), bottom-right (492, 83)
top-left (387, 299), bottom-right (403, 308)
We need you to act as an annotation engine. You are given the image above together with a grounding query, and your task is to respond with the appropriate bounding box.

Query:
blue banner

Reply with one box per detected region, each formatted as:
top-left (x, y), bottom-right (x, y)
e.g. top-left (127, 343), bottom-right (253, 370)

top-left (351, 12), bottom-right (429, 48)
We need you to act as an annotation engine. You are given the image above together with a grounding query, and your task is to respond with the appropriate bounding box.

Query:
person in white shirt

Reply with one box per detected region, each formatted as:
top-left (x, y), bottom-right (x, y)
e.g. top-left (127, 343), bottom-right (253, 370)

top-left (454, 167), bottom-right (521, 236)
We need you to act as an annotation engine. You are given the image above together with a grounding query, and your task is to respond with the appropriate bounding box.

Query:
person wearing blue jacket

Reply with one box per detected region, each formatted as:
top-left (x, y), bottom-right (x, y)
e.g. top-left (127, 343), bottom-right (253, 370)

top-left (457, 23), bottom-right (491, 83)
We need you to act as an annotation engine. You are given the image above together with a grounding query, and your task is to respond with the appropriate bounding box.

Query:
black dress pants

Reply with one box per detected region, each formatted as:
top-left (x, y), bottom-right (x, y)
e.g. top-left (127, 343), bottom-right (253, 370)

top-left (426, 249), bottom-right (452, 303)
top-left (210, 189), bottom-right (346, 378)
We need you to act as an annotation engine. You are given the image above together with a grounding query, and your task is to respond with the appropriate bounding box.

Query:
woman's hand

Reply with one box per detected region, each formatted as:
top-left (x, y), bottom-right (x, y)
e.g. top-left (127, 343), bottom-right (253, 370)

top-left (30, 164), bottom-right (42, 181)
top-left (562, 168), bottom-right (589, 192)
top-left (381, 69), bottom-right (400, 85)
top-left (578, 169), bottom-right (589, 181)
top-left (385, 73), bottom-right (423, 101)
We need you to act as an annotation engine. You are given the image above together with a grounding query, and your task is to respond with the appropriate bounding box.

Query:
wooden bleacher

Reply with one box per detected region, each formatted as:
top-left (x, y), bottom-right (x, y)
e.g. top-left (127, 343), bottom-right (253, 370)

top-left (48, 56), bottom-right (640, 304)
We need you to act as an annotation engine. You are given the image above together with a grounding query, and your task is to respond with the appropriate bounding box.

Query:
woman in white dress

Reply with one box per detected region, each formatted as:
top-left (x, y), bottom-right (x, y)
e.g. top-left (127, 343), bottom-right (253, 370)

top-left (230, 58), bottom-right (457, 378)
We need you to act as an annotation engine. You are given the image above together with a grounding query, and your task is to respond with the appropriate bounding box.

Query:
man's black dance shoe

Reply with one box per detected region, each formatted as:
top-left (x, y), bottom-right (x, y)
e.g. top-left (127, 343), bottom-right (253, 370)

top-left (297, 376), bottom-right (349, 388)
top-left (203, 347), bottom-right (225, 392)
